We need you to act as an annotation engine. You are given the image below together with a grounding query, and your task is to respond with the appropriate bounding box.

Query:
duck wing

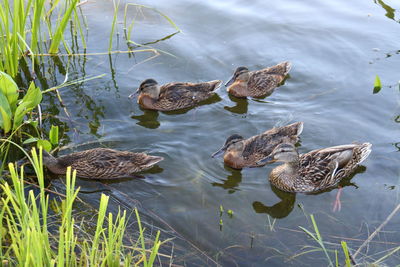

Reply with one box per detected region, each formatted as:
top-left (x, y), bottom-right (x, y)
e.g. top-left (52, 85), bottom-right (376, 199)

top-left (247, 62), bottom-right (291, 97)
top-left (298, 151), bottom-right (336, 189)
top-left (59, 148), bottom-right (163, 179)
top-left (241, 122), bottom-right (303, 165)
top-left (155, 81), bottom-right (221, 110)
top-left (298, 144), bottom-right (370, 191)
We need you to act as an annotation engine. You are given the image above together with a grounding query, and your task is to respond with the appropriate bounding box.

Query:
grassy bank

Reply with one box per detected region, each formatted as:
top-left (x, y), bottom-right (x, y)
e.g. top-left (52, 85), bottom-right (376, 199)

top-left (0, 148), bottom-right (162, 266)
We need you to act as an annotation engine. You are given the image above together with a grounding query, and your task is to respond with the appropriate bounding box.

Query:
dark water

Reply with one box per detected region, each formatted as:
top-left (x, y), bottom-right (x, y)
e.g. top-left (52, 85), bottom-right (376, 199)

top-left (43, 0), bottom-right (400, 265)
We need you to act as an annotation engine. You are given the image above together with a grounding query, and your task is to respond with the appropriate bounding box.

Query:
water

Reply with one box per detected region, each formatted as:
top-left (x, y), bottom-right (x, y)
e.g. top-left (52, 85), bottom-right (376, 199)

top-left (42, 0), bottom-right (400, 265)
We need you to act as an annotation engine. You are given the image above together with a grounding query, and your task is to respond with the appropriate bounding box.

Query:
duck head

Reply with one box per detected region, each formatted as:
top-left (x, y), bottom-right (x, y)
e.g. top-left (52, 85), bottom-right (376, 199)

top-left (212, 134), bottom-right (244, 158)
top-left (129, 79), bottom-right (160, 100)
top-left (225, 67), bottom-right (250, 87)
top-left (257, 143), bottom-right (299, 165)
top-left (41, 149), bottom-right (62, 173)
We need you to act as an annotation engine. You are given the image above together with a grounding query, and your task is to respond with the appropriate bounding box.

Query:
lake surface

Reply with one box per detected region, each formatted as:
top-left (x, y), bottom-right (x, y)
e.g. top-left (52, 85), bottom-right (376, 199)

top-left (44, 0), bottom-right (400, 265)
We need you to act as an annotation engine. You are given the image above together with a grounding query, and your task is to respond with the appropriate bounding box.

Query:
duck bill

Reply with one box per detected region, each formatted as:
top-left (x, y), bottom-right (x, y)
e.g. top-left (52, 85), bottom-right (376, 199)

top-left (128, 89), bottom-right (140, 99)
top-left (225, 76), bottom-right (235, 87)
top-left (211, 145), bottom-right (227, 158)
top-left (256, 155), bottom-right (274, 166)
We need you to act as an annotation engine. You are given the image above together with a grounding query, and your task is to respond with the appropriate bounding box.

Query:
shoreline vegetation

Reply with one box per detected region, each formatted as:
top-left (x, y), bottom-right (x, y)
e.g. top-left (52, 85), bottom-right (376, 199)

top-left (0, 0), bottom-right (179, 265)
top-left (1, 148), bottom-right (162, 266)
top-left (0, 0), bottom-right (399, 266)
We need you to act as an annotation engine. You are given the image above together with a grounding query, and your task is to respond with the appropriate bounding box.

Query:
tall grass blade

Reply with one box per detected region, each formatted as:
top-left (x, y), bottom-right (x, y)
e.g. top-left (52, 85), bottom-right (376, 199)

top-left (109, 0), bottom-right (121, 52)
top-left (341, 241), bottom-right (351, 267)
top-left (49, 0), bottom-right (79, 53)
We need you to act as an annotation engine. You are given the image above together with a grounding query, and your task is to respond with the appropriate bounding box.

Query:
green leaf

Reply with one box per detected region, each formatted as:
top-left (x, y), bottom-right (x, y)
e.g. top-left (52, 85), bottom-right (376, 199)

top-left (13, 101), bottom-right (33, 129)
top-left (0, 71), bottom-right (19, 111)
top-left (37, 139), bottom-right (52, 152)
top-left (22, 82), bottom-right (42, 109)
top-left (0, 90), bottom-right (12, 129)
top-left (373, 75), bottom-right (382, 94)
top-left (25, 119), bottom-right (39, 128)
top-left (0, 106), bottom-right (11, 133)
top-left (49, 125), bottom-right (59, 145)
top-left (23, 137), bottom-right (40, 144)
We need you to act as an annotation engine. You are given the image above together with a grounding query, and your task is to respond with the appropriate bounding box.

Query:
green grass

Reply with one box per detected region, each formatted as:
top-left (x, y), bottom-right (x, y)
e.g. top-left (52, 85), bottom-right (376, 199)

top-left (0, 0), bottom-right (85, 78)
top-left (299, 214), bottom-right (334, 266)
top-left (0, 148), bottom-right (163, 266)
top-left (297, 213), bottom-right (400, 266)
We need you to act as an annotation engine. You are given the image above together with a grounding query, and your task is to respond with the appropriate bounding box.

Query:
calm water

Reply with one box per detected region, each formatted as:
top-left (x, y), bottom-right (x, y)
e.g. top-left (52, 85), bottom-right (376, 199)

top-left (43, 0), bottom-right (400, 265)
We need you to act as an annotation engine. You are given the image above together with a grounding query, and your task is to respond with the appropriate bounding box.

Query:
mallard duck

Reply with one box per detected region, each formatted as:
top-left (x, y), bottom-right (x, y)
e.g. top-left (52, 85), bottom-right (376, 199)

top-left (212, 122), bottom-right (303, 169)
top-left (225, 61), bottom-right (291, 98)
top-left (257, 142), bottom-right (372, 193)
top-left (42, 148), bottom-right (164, 179)
top-left (129, 78), bottom-right (222, 111)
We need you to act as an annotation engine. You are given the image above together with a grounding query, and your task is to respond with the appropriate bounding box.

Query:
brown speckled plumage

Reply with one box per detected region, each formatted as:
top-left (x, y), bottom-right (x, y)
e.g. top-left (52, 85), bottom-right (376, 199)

top-left (267, 143), bottom-right (372, 193)
top-left (226, 62), bottom-right (291, 98)
top-left (213, 122), bottom-right (303, 169)
top-left (42, 148), bottom-right (163, 179)
top-left (132, 79), bottom-right (222, 111)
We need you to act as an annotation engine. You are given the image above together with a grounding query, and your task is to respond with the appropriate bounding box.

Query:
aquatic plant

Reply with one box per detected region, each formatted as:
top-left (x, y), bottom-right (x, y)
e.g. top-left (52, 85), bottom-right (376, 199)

top-left (0, 71), bottom-right (42, 134)
top-left (0, 0), bottom-right (84, 77)
top-left (298, 212), bottom-right (400, 266)
top-left (373, 75), bottom-right (382, 94)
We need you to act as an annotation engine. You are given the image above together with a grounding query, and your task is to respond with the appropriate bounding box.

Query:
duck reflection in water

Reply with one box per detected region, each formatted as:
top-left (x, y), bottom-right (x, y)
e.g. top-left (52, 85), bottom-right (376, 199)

top-left (131, 94), bottom-right (222, 129)
top-left (253, 166), bottom-right (365, 218)
top-left (211, 166), bottom-right (242, 194)
top-left (253, 185), bottom-right (296, 219)
top-left (224, 94), bottom-right (249, 114)
top-left (131, 109), bottom-right (160, 129)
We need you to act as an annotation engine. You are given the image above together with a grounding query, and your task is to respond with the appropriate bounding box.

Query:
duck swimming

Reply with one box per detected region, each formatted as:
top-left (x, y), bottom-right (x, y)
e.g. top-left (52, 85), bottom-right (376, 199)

top-left (129, 78), bottom-right (222, 111)
top-left (212, 122), bottom-right (303, 169)
top-left (42, 148), bottom-right (164, 179)
top-left (257, 142), bottom-right (372, 193)
top-left (225, 61), bottom-right (291, 98)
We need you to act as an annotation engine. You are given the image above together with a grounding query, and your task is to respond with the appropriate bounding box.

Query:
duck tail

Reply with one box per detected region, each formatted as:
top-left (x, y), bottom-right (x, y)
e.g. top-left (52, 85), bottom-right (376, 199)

top-left (282, 61), bottom-right (292, 75)
top-left (283, 121), bottom-right (304, 136)
top-left (295, 121), bottom-right (303, 136)
top-left (357, 143), bottom-right (372, 164)
top-left (140, 155), bottom-right (164, 170)
top-left (208, 80), bottom-right (223, 92)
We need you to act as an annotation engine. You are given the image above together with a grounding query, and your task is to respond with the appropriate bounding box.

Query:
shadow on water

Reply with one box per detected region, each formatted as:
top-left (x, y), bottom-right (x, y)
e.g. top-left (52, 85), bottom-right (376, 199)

top-left (212, 165), bottom-right (243, 193)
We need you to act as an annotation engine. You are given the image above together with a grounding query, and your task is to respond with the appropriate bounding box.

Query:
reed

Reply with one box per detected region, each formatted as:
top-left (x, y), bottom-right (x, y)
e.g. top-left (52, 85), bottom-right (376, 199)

top-left (0, 0), bottom-right (85, 77)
